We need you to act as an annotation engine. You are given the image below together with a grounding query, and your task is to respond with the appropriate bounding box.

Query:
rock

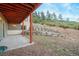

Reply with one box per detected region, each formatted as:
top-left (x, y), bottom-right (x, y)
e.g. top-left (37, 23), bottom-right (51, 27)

top-left (33, 23), bottom-right (60, 36)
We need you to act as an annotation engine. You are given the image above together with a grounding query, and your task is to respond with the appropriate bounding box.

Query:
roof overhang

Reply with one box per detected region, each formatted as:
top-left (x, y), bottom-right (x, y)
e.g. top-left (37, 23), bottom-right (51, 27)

top-left (0, 3), bottom-right (41, 24)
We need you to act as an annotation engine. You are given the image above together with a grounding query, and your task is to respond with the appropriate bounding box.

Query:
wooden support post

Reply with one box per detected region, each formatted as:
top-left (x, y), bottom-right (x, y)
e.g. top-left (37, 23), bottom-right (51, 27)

top-left (30, 13), bottom-right (32, 43)
top-left (22, 21), bottom-right (24, 36)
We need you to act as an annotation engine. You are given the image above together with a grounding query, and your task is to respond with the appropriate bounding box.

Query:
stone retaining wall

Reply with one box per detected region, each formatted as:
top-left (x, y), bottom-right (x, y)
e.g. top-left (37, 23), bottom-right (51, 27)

top-left (33, 24), bottom-right (60, 37)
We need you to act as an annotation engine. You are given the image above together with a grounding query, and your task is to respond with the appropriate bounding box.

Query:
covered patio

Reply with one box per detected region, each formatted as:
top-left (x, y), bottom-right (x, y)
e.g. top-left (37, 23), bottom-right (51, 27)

top-left (0, 3), bottom-right (41, 52)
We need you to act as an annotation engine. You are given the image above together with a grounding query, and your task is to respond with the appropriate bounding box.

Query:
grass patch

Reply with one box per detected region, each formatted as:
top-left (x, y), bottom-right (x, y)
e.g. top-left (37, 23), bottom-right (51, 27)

top-left (33, 18), bottom-right (79, 30)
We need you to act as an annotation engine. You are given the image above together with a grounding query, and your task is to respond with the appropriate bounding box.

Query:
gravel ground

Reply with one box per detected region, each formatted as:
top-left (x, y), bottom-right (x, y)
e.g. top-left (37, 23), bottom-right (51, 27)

top-left (1, 26), bottom-right (79, 56)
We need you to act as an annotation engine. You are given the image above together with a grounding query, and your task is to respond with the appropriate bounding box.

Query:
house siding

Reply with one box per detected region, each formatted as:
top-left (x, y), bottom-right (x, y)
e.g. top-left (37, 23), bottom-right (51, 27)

top-left (0, 12), bottom-right (8, 40)
top-left (8, 16), bottom-right (30, 31)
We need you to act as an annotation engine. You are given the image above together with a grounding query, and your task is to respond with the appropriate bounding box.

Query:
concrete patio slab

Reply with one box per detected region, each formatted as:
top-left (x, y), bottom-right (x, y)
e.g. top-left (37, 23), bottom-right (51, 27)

top-left (0, 35), bottom-right (33, 51)
top-left (7, 30), bottom-right (22, 35)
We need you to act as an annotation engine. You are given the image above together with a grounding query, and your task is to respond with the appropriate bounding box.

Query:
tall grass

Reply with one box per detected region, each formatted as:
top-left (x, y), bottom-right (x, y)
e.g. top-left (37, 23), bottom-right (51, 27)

top-left (33, 18), bottom-right (79, 30)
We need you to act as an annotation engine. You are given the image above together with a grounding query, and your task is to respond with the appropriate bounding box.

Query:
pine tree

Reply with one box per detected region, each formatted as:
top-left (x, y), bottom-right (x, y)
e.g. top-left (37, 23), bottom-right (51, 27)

top-left (41, 11), bottom-right (45, 20)
top-left (58, 14), bottom-right (63, 20)
top-left (46, 10), bottom-right (51, 20)
top-left (35, 11), bottom-right (38, 16)
top-left (66, 18), bottom-right (70, 21)
top-left (37, 12), bottom-right (41, 19)
top-left (52, 12), bottom-right (57, 20)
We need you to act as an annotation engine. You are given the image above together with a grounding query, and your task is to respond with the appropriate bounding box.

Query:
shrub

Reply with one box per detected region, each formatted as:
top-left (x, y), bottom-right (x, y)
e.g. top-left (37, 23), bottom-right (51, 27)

top-left (33, 17), bottom-right (79, 30)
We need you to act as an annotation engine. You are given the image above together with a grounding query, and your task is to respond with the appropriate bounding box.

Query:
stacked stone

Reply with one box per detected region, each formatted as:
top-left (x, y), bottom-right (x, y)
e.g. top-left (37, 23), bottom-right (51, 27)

top-left (33, 23), bottom-right (60, 37)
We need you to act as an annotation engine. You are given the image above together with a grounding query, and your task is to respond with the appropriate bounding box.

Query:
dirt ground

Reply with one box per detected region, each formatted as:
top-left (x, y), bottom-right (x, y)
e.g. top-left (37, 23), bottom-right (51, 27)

top-left (1, 27), bottom-right (79, 56)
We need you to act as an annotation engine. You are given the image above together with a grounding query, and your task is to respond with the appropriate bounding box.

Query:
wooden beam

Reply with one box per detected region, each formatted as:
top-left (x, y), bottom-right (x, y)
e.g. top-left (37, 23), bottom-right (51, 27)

top-left (8, 4), bottom-right (31, 12)
top-left (22, 21), bottom-right (25, 36)
top-left (20, 3), bottom-right (33, 10)
top-left (0, 4), bottom-right (30, 13)
top-left (29, 13), bottom-right (32, 43)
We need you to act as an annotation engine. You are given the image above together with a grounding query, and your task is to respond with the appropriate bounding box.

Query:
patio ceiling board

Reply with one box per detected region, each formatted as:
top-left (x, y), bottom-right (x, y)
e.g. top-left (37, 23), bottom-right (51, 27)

top-left (0, 3), bottom-right (41, 24)
top-left (20, 3), bottom-right (34, 10)
top-left (7, 4), bottom-right (31, 12)
top-left (2, 11), bottom-right (29, 24)
top-left (0, 7), bottom-right (29, 13)
top-left (0, 4), bottom-right (31, 13)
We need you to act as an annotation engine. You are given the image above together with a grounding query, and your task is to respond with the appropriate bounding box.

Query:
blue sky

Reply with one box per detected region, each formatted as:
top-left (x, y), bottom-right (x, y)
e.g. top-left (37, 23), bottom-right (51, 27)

top-left (35, 3), bottom-right (79, 22)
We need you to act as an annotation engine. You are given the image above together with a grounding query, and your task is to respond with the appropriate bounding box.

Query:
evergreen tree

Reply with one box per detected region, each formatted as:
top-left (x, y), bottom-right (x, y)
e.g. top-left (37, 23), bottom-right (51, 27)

top-left (32, 11), bottom-right (41, 23)
top-left (41, 11), bottom-right (45, 20)
top-left (34, 11), bottom-right (38, 16)
top-left (66, 18), bottom-right (70, 21)
top-left (46, 10), bottom-right (51, 20)
top-left (58, 14), bottom-right (63, 20)
top-left (52, 12), bottom-right (57, 20)
top-left (37, 12), bottom-right (41, 19)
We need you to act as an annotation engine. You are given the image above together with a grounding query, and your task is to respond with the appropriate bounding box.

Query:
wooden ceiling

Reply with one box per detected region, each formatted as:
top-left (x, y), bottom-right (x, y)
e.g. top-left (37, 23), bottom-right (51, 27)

top-left (0, 3), bottom-right (41, 24)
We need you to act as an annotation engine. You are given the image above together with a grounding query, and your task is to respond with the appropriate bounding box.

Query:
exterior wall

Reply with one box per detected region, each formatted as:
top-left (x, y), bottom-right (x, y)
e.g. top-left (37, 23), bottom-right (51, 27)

top-left (0, 12), bottom-right (8, 40)
top-left (8, 16), bottom-right (30, 31)
top-left (0, 19), bottom-right (3, 40)
top-left (8, 24), bottom-right (21, 30)
top-left (3, 20), bottom-right (8, 37)
top-left (8, 24), bottom-right (22, 35)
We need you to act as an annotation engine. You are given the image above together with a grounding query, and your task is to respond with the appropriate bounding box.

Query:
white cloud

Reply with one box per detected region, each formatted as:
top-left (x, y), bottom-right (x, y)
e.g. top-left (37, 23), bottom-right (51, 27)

top-left (63, 3), bottom-right (72, 10)
top-left (63, 3), bottom-right (70, 7)
top-left (63, 13), bottom-right (79, 21)
top-left (46, 3), bottom-right (52, 6)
